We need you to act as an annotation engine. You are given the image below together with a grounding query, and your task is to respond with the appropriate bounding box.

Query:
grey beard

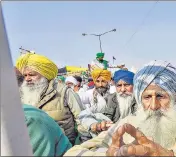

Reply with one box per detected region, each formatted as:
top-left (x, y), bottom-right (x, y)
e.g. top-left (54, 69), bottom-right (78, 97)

top-left (136, 107), bottom-right (176, 149)
top-left (96, 86), bottom-right (109, 96)
top-left (20, 77), bottom-right (48, 106)
top-left (116, 93), bottom-right (135, 119)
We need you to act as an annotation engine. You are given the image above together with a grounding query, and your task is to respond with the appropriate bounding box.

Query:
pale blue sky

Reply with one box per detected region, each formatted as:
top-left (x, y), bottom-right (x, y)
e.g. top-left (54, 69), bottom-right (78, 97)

top-left (2, 1), bottom-right (176, 69)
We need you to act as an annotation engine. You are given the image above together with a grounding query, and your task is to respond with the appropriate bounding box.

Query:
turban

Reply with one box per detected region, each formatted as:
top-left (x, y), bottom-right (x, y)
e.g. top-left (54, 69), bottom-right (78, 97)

top-left (16, 53), bottom-right (58, 80)
top-left (113, 70), bottom-right (134, 85)
top-left (96, 52), bottom-right (104, 59)
top-left (91, 69), bottom-right (111, 82)
top-left (134, 60), bottom-right (176, 105)
top-left (65, 76), bottom-right (78, 85)
top-left (57, 76), bottom-right (65, 82)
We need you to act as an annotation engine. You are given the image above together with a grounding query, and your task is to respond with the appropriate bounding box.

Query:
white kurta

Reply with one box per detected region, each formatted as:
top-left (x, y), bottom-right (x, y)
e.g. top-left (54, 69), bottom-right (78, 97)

top-left (78, 89), bottom-right (111, 136)
top-left (90, 59), bottom-right (104, 71)
top-left (109, 85), bottom-right (116, 94)
top-left (79, 88), bottom-right (107, 113)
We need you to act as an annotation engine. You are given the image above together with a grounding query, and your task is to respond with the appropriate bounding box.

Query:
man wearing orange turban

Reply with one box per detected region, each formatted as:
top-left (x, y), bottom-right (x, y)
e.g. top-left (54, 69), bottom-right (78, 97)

top-left (16, 53), bottom-right (86, 145)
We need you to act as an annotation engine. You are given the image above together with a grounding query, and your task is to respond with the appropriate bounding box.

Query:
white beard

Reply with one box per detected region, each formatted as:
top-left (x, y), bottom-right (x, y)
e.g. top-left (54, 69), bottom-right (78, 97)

top-left (136, 106), bottom-right (176, 149)
top-left (20, 77), bottom-right (48, 107)
top-left (117, 93), bottom-right (135, 119)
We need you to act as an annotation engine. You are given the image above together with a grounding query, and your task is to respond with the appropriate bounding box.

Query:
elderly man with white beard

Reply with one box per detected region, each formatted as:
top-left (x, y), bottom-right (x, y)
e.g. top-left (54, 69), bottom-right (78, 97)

top-left (103, 70), bottom-right (137, 121)
top-left (16, 53), bottom-right (87, 145)
top-left (64, 60), bottom-right (176, 156)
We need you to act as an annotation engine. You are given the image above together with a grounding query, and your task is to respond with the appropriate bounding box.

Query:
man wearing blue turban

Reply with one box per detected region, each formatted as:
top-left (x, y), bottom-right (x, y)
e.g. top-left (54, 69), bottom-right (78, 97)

top-left (103, 70), bottom-right (137, 122)
top-left (113, 69), bottom-right (134, 85)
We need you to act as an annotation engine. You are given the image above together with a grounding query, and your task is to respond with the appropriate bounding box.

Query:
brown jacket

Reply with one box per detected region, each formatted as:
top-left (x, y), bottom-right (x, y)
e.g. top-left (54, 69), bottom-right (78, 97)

top-left (35, 80), bottom-right (84, 145)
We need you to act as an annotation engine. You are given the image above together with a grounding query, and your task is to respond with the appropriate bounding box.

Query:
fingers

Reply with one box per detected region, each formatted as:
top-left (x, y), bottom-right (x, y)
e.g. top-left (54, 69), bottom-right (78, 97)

top-left (131, 136), bottom-right (154, 145)
top-left (91, 123), bottom-right (97, 132)
top-left (106, 121), bottom-right (113, 124)
top-left (91, 121), bottom-right (114, 133)
top-left (122, 123), bottom-right (150, 144)
top-left (116, 144), bottom-right (150, 156)
top-left (100, 121), bottom-right (107, 131)
top-left (106, 124), bottom-right (113, 128)
top-left (112, 125), bottom-right (126, 147)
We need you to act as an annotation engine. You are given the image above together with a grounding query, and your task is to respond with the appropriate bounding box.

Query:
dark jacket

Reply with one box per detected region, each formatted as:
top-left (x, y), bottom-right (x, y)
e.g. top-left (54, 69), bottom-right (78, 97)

top-left (103, 93), bottom-right (137, 123)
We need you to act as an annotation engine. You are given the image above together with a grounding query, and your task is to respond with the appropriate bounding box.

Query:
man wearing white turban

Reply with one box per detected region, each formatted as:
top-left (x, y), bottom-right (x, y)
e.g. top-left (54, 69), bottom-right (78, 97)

top-left (64, 60), bottom-right (176, 156)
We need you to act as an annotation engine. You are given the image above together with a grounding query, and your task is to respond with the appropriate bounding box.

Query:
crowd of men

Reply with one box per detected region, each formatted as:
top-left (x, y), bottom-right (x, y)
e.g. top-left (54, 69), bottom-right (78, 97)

top-left (14, 52), bottom-right (176, 156)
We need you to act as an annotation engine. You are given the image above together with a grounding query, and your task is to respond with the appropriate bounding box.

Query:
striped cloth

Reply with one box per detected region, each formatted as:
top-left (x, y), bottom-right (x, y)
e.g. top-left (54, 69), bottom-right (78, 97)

top-left (133, 60), bottom-right (176, 105)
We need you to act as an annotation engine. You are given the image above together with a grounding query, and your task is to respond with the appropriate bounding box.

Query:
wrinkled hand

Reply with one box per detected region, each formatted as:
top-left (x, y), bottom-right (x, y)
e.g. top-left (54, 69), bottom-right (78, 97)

top-left (106, 123), bottom-right (174, 156)
top-left (91, 121), bottom-right (113, 133)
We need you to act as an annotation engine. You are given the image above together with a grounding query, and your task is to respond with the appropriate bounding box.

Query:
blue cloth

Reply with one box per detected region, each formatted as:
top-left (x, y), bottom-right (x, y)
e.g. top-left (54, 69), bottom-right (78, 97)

top-left (113, 70), bottom-right (134, 85)
top-left (133, 60), bottom-right (176, 105)
top-left (23, 104), bottom-right (72, 156)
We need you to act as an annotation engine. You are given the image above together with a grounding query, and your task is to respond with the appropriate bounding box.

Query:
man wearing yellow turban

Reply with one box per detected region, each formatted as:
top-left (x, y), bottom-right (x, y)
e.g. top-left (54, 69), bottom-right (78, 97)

top-left (16, 53), bottom-right (58, 80)
top-left (91, 69), bottom-right (111, 83)
top-left (78, 69), bottom-right (116, 139)
top-left (16, 53), bottom-right (86, 145)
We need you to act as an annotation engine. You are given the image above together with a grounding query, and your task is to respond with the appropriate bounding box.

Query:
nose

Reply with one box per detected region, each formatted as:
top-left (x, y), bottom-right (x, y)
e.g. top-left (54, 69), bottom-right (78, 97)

top-left (25, 75), bottom-right (32, 82)
top-left (99, 81), bottom-right (103, 87)
top-left (121, 85), bottom-right (125, 92)
top-left (150, 96), bottom-right (161, 111)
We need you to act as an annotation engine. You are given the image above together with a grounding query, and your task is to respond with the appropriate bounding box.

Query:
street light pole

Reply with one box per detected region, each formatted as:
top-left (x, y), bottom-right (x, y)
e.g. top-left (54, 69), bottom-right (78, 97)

top-left (98, 35), bottom-right (102, 53)
top-left (82, 28), bottom-right (116, 53)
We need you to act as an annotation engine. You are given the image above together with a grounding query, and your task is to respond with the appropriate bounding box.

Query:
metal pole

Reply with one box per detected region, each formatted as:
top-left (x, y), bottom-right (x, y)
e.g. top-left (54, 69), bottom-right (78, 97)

top-left (83, 29), bottom-right (116, 54)
top-left (0, 2), bottom-right (33, 156)
top-left (98, 35), bottom-right (103, 53)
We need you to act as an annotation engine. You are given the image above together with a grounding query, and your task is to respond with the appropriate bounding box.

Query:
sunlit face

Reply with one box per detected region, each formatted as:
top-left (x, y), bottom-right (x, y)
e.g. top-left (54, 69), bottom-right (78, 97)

top-left (94, 76), bottom-right (109, 88)
top-left (142, 84), bottom-right (171, 111)
top-left (116, 80), bottom-right (133, 95)
top-left (23, 67), bottom-right (43, 86)
top-left (136, 84), bottom-right (176, 149)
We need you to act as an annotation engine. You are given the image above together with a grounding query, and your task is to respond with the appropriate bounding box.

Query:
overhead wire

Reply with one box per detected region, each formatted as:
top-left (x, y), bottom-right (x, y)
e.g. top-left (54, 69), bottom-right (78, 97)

top-left (123, 1), bottom-right (159, 49)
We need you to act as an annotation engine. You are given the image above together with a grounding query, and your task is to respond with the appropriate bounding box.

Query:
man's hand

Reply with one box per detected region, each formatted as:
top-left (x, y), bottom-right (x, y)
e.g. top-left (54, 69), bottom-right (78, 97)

top-left (90, 121), bottom-right (113, 133)
top-left (107, 123), bottom-right (174, 156)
